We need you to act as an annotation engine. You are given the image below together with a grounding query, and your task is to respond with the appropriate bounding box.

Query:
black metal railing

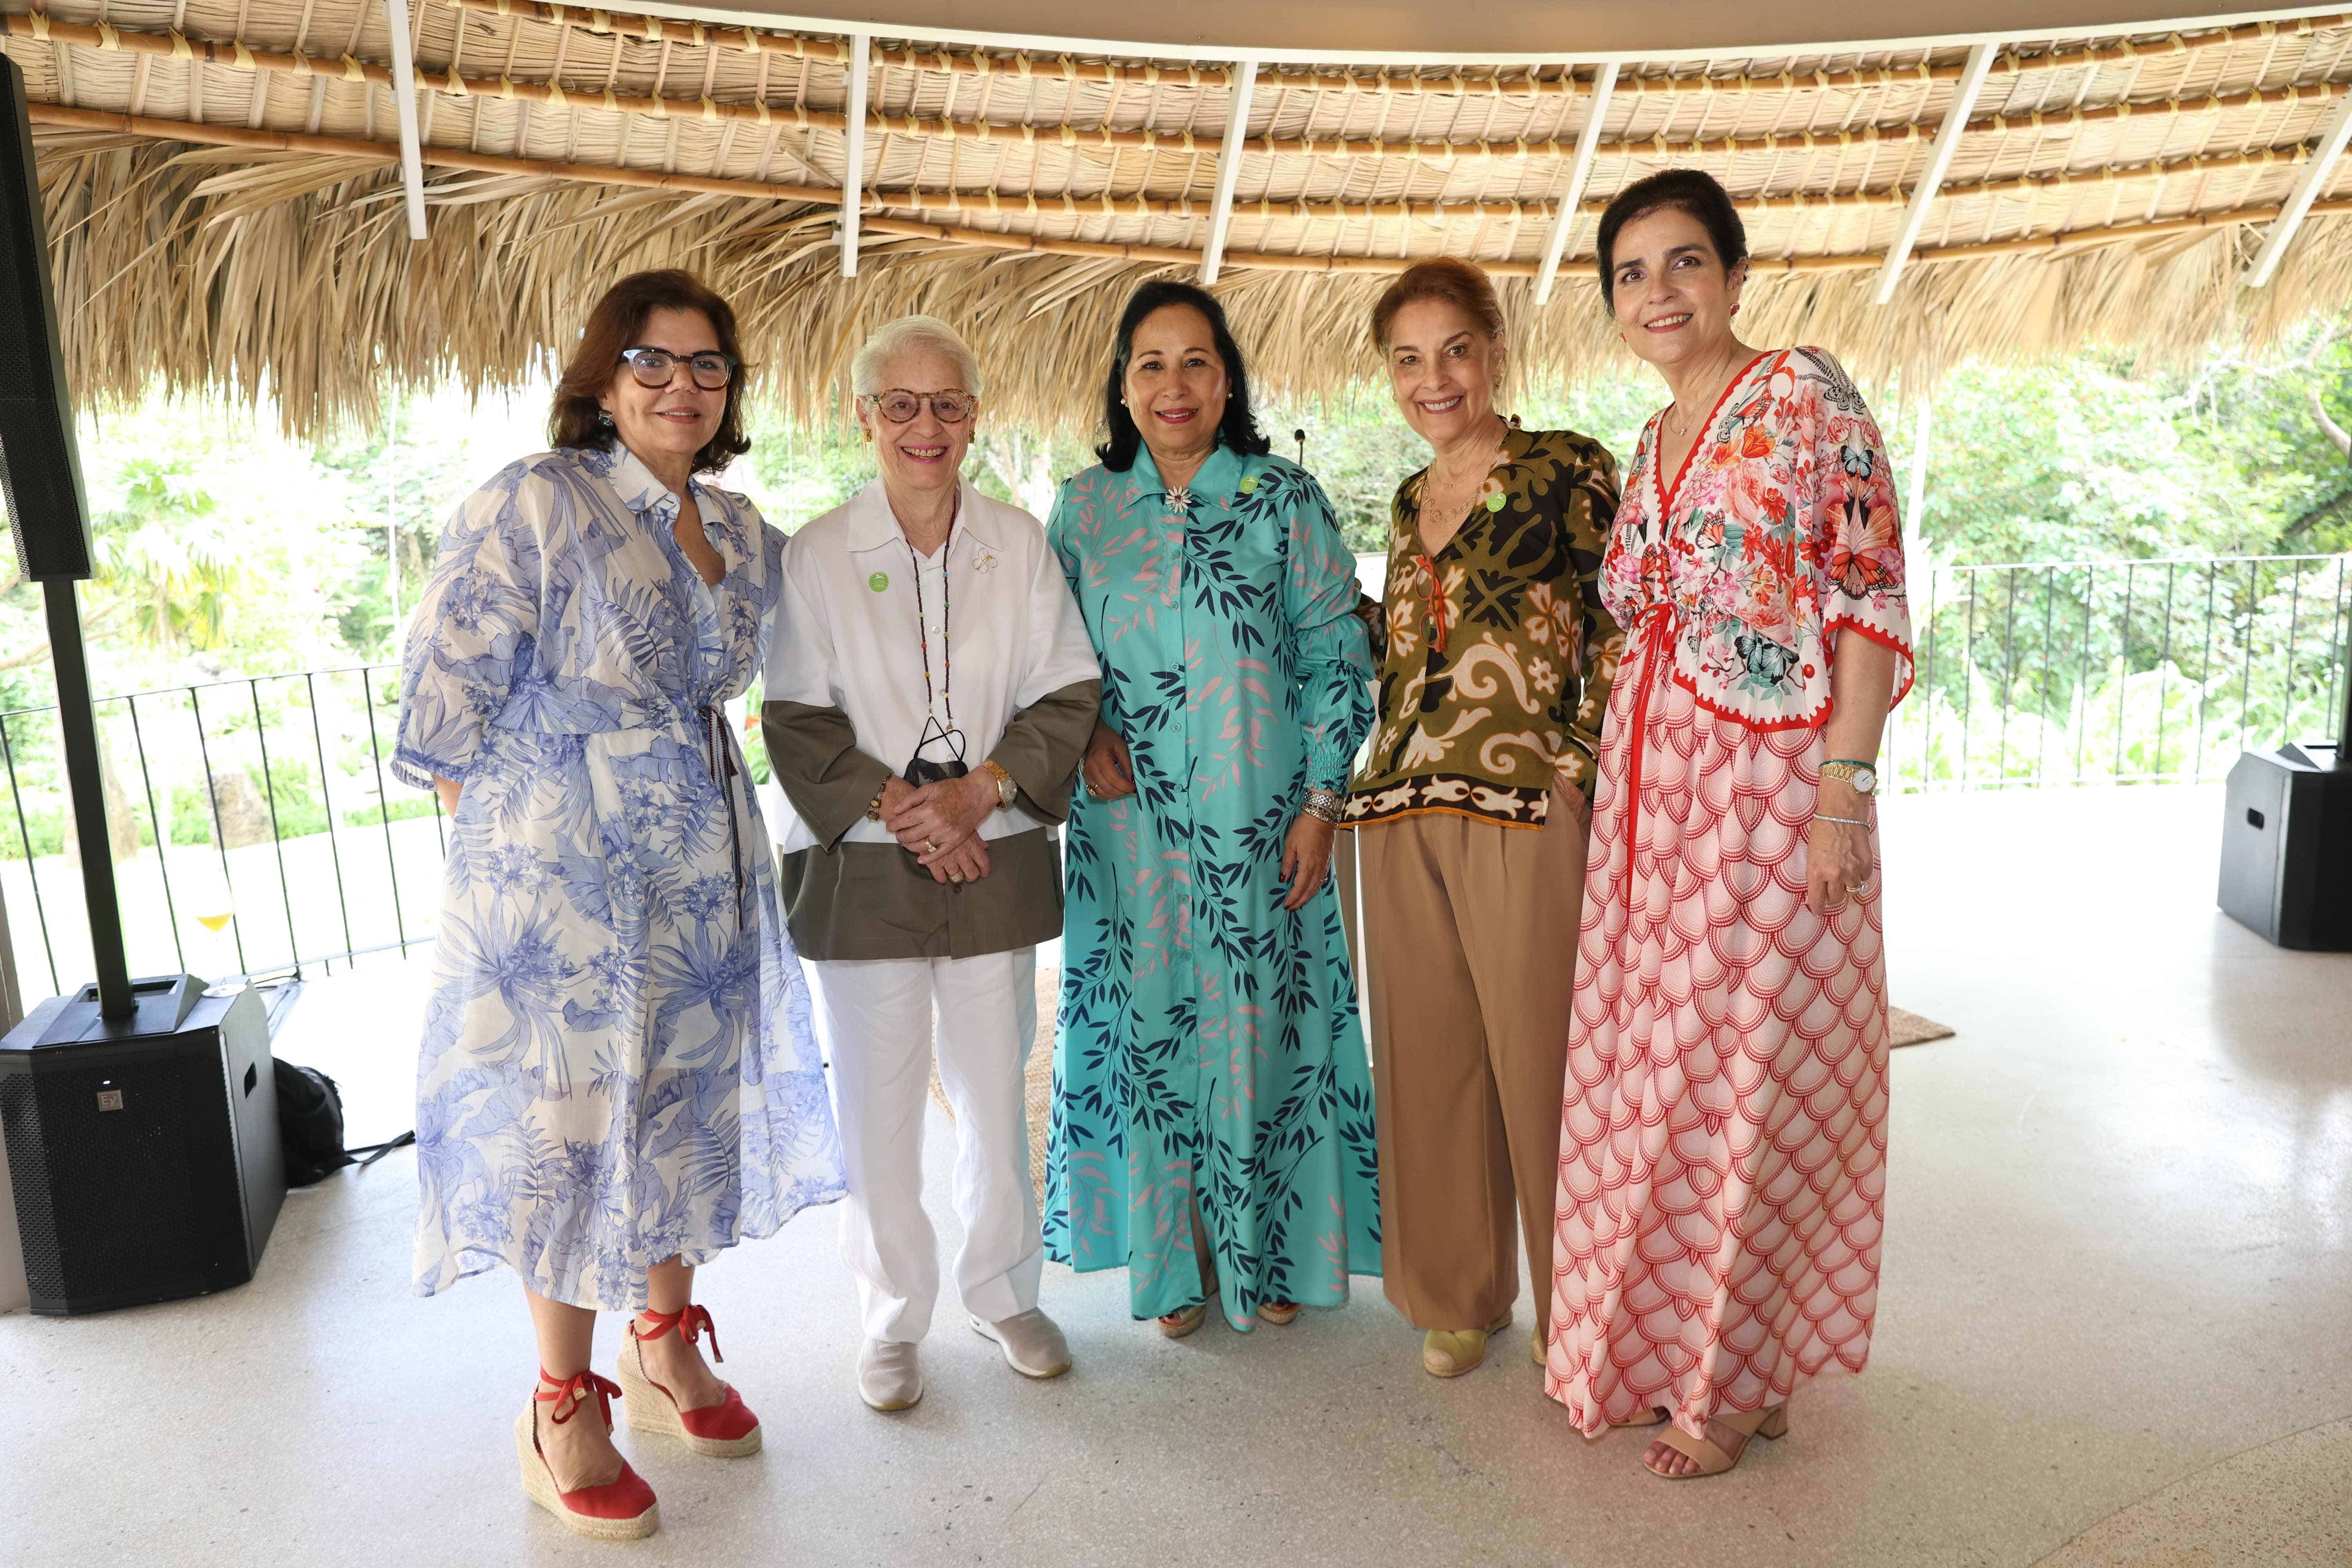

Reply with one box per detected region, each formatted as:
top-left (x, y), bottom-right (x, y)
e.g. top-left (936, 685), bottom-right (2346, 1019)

top-left (0, 664), bottom-right (447, 1002)
top-left (1887, 554), bottom-right (2350, 790)
top-left (1, 552), bottom-right (2344, 999)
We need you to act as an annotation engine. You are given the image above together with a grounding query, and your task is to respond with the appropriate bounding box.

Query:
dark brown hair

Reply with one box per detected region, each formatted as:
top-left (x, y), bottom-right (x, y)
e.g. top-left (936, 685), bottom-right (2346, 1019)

top-left (548, 268), bottom-right (753, 473)
top-left (1594, 168), bottom-right (1749, 309)
top-left (1370, 257), bottom-right (1505, 353)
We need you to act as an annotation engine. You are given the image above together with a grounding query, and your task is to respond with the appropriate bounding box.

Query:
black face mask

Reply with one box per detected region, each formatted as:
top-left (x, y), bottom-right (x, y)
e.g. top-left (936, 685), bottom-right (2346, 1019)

top-left (904, 715), bottom-right (968, 787)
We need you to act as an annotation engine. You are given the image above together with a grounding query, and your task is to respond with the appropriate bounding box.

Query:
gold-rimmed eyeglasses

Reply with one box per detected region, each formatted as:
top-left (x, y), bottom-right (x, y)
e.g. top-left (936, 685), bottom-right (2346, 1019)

top-left (618, 346), bottom-right (738, 390)
top-left (862, 389), bottom-right (977, 425)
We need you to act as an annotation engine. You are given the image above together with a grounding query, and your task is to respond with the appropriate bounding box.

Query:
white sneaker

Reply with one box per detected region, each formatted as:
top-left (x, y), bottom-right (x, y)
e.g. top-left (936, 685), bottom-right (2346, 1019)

top-left (857, 1339), bottom-right (923, 1412)
top-left (969, 1308), bottom-right (1072, 1378)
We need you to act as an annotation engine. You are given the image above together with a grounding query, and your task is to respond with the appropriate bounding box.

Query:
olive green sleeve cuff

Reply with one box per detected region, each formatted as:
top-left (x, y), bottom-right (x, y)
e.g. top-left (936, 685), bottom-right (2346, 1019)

top-left (986, 679), bottom-right (1100, 826)
top-left (761, 699), bottom-right (894, 849)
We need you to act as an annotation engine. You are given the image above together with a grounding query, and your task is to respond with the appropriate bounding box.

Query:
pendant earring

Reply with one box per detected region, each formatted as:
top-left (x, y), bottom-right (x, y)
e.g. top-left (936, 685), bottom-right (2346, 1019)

top-left (1730, 303), bottom-right (1741, 318)
top-left (599, 411), bottom-right (614, 428)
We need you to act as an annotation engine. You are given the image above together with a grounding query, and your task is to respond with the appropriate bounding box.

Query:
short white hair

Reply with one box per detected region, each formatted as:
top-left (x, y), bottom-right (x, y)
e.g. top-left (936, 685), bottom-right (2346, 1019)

top-left (850, 314), bottom-right (984, 399)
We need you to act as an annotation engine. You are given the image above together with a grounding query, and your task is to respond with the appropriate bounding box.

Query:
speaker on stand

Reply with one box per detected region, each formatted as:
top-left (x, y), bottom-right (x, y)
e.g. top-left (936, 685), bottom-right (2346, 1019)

top-left (0, 56), bottom-right (288, 1313)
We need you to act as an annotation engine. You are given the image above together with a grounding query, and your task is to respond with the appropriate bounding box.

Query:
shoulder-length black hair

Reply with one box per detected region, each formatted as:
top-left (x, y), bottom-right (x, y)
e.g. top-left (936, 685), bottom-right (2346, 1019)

top-left (1094, 281), bottom-right (1272, 472)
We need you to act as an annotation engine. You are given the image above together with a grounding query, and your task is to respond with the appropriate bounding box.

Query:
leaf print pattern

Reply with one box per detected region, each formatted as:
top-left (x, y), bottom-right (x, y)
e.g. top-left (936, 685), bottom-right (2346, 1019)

top-left (1043, 443), bottom-right (1383, 1325)
top-left (394, 442), bottom-right (846, 1312)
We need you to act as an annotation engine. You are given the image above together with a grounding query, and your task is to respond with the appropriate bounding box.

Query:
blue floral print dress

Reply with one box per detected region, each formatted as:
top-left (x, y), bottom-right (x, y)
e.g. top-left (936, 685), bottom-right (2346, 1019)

top-left (393, 442), bottom-right (846, 1311)
top-left (1044, 443), bottom-right (1383, 1326)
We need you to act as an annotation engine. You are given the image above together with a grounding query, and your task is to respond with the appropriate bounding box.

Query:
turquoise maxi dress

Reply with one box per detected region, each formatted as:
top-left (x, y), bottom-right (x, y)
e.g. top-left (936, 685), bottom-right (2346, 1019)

top-left (1043, 442), bottom-right (1382, 1326)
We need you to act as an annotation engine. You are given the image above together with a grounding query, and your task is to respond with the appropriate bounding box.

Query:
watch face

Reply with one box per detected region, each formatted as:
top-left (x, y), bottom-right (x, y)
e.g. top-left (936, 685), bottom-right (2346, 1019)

top-left (1852, 766), bottom-right (1877, 795)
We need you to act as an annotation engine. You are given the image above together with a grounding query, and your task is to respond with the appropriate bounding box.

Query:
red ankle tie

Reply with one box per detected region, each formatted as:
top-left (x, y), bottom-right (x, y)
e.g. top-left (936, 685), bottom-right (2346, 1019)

top-left (536, 1367), bottom-right (624, 1428)
top-left (635, 1304), bottom-right (724, 1363)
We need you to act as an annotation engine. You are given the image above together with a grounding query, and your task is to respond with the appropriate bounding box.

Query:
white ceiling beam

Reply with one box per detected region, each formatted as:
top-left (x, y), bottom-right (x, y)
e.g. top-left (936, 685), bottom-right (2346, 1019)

top-left (1533, 60), bottom-right (1617, 306)
top-left (382, 0), bottom-right (426, 239)
top-left (1199, 57), bottom-right (1258, 286)
top-left (1872, 39), bottom-right (1998, 307)
top-left (840, 31), bottom-right (871, 276)
top-left (2242, 87), bottom-right (2352, 289)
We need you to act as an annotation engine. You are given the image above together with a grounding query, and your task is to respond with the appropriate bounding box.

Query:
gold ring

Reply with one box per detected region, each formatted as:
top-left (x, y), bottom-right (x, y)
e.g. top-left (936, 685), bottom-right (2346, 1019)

top-left (924, 838), bottom-right (938, 853)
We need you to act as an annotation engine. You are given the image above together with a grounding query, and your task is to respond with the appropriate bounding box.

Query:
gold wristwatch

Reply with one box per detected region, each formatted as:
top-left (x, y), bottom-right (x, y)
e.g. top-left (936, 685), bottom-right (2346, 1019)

top-left (979, 758), bottom-right (1016, 809)
top-left (1820, 759), bottom-right (1878, 796)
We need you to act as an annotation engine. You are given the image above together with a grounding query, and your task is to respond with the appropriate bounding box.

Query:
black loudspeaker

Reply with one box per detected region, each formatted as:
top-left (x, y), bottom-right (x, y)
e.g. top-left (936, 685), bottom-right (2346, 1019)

top-left (2218, 742), bottom-right (2352, 951)
top-left (0, 56), bottom-right (95, 581)
top-left (0, 975), bottom-right (286, 1314)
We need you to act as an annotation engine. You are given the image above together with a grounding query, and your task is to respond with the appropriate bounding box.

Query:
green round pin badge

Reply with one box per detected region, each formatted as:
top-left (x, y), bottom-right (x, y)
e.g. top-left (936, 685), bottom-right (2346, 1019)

top-left (1485, 492), bottom-right (1506, 512)
top-left (868, 571), bottom-right (889, 592)
top-left (1237, 475), bottom-right (1258, 495)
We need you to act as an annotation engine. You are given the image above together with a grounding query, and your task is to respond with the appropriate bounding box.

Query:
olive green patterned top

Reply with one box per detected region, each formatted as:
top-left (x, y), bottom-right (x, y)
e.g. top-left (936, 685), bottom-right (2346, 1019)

top-left (1346, 423), bottom-right (1624, 829)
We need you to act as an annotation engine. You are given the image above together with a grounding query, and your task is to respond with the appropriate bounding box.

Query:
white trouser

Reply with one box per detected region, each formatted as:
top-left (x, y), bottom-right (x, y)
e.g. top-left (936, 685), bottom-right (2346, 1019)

top-left (809, 948), bottom-right (1042, 1342)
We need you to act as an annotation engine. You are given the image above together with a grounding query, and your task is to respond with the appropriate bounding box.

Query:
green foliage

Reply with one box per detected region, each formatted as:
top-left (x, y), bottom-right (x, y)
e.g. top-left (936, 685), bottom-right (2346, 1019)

top-left (86, 455), bottom-right (266, 651)
top-left (314, 385), bottom-right (554, 656)
top-left (2173, 323), bottom-right (2352, 557)
top-left (737, 410), bottom-right (875, 528)
top-left (1907, 361), bottom-right (2229, 564)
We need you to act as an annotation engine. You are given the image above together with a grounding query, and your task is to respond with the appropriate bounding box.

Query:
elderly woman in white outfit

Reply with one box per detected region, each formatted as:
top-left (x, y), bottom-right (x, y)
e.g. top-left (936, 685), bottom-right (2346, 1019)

top-left (761, 316), bottom-right (1101, 1412)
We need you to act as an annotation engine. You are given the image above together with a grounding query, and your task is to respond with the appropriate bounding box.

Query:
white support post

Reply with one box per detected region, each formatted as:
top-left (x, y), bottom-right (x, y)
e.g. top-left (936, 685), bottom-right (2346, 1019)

top-left (840, 33), bottom-right (870, 278)
top-left (382, 0), bottom-right (426, 240)
top-left (1904, 395), bottom-right (1932, 566)
top-left (1534, 60), bottom-right (1618, 306)
top-left (1873, 40), bottom-right (1998, 306)
top-left (1200, 57), bottom-right (1258, 286)
top-left (2243, 87), bottom-right (2352, 288)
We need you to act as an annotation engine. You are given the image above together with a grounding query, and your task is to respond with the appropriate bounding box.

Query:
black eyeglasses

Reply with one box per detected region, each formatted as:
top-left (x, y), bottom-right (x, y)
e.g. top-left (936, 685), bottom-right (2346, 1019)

top-left (862, 389), bottom-right (978, 425)
top-left (619, 346), bottom-right (738, 390)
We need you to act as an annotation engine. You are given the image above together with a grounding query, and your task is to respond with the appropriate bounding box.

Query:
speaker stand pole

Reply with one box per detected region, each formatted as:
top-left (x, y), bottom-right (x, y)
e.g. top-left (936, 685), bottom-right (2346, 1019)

top-left (42, 578), bottom-right (131, 1020)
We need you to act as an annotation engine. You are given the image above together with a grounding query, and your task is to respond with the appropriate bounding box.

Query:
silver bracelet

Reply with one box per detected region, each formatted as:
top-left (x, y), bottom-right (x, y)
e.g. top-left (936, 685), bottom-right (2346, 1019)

top-left (1302, 787), bottom-right (1347, 824)
top-left (1815, 813), bottom-right (1874, 827)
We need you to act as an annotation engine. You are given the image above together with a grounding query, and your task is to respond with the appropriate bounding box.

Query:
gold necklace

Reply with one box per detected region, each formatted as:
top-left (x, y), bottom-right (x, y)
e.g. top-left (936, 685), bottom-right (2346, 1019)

top-left (1666, 357), bottom-right (1744, 446)
top-left (1423, 418), bottom-right (1501, 523)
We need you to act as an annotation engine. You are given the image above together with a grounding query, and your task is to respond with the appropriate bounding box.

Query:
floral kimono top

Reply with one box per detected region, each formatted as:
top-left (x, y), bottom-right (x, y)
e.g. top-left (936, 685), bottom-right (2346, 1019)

top-left (1606, 347), bottom-right (1913, 729)
top-left (1348, 425), bottom-right (1623, 829)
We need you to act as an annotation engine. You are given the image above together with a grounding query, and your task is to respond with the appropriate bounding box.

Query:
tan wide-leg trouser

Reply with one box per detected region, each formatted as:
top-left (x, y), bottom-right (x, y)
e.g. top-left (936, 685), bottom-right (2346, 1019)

top-left (1356, 808), bottom-right (1586, 1337)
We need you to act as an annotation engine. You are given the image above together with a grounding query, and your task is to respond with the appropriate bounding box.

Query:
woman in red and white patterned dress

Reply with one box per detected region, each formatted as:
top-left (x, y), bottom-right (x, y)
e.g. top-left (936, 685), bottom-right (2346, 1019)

top-left (1542, 169), bottom-right (1912, 1480)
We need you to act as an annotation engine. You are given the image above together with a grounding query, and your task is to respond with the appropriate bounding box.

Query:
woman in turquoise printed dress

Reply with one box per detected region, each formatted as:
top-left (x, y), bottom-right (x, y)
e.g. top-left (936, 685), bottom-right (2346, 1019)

top-left (1044, 281), bottom-right (1382, 1336)
top-left (394, 271), bottom-right (844, 1540)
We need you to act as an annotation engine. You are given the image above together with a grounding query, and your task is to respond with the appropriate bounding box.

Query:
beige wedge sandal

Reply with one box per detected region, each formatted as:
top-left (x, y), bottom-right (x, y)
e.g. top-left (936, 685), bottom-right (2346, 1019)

top-left (515, 1370), bottom-right (660, 1540)
top-left (615, 1305), bottom-right (762, 1457)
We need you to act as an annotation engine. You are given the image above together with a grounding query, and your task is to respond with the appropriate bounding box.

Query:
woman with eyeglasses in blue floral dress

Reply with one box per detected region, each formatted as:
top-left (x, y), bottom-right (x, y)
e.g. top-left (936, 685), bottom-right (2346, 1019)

top-left (394, 269), bottom-right (844, 1541)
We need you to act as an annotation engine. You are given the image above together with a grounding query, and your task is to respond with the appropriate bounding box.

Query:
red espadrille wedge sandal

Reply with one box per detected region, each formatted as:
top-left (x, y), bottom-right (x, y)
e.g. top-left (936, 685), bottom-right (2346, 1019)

top-left (515, 1369), bottom-right (660, 1541)
top-left (615, 1305), bottom-right (762, 1457)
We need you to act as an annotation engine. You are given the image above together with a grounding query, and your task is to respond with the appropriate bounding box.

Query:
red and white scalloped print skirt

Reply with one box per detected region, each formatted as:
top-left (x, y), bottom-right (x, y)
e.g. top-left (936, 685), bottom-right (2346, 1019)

top-left (1543, 623), bottom-right (1889, 1440)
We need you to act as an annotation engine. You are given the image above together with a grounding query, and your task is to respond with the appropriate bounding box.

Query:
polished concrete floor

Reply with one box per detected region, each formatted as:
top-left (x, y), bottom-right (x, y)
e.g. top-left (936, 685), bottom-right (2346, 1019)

top-left (2, 784), bottom-right (2348, 1566)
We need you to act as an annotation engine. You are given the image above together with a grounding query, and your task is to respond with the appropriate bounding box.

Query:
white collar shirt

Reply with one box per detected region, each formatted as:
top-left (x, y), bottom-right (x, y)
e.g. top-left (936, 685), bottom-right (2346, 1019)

top-left (762, 475), bottom-right (1100, 852)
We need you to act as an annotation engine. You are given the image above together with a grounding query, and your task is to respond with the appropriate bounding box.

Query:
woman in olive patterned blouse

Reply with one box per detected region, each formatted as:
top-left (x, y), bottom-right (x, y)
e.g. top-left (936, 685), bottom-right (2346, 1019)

top-left (1343, 258), bottom-right (1624, 1380)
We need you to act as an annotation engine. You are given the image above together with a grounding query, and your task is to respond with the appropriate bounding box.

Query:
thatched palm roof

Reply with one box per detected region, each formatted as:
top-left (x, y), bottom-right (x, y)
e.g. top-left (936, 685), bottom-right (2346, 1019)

top-left (8, 0), bottom-right (2352, 431)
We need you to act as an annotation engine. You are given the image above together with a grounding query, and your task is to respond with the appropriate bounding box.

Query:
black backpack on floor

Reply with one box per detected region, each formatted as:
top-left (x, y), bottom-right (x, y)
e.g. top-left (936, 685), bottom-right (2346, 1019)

top-left (274, 1061), bottom-right (414, 1186)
